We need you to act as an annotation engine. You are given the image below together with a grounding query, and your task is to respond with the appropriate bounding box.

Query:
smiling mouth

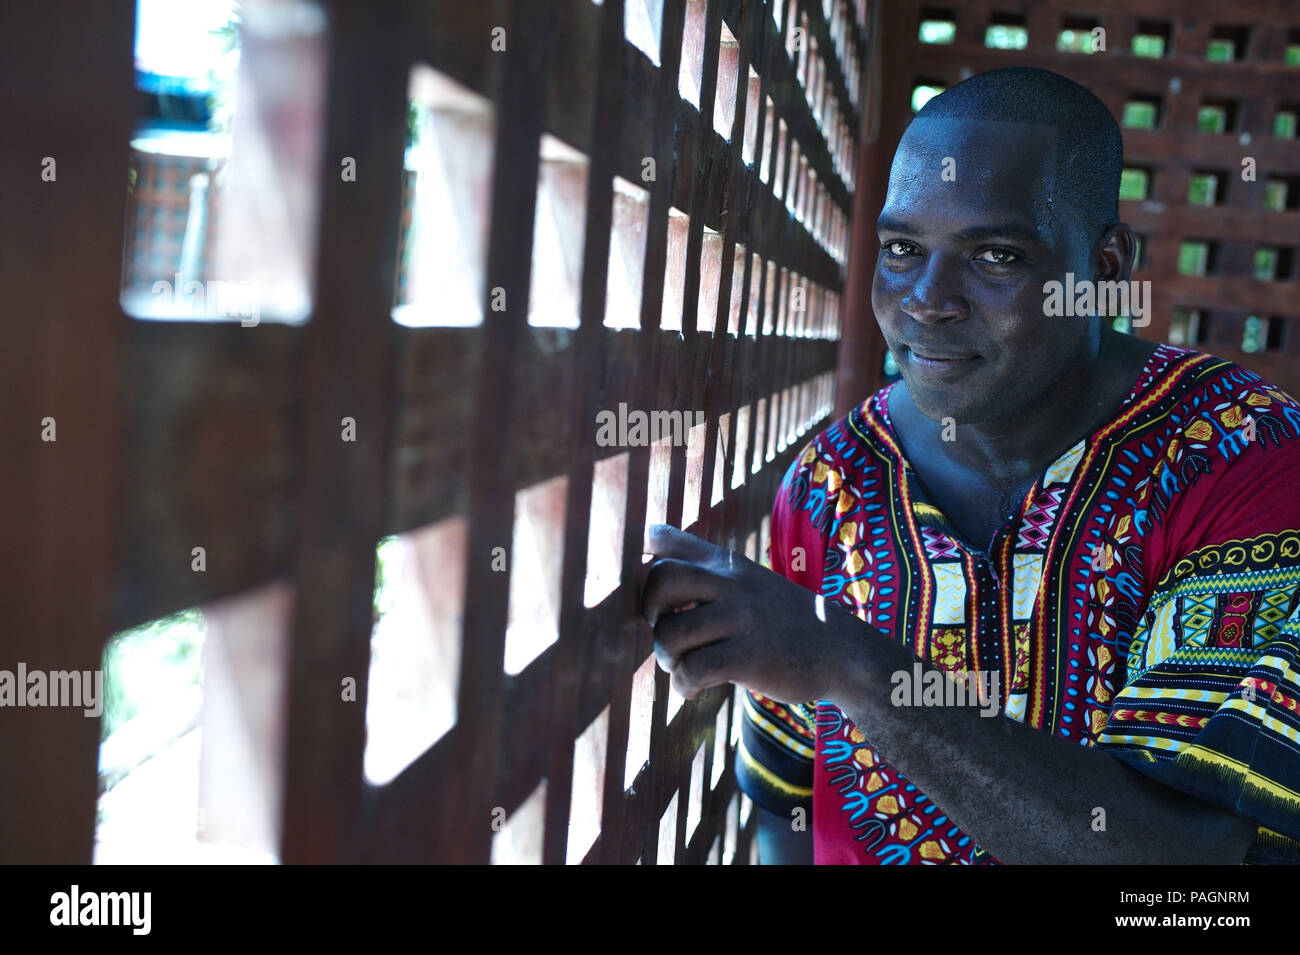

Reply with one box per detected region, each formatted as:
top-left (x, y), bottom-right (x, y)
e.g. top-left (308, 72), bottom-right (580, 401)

top-left (903, 347), bottom-right (982, 374)
top-left (907, 346), bottom-right (980, 361)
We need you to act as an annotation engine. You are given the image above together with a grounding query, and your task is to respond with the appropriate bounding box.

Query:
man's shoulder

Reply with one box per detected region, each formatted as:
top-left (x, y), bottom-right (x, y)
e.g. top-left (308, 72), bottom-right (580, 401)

top-left (1152, 346), bottom-right (1300, 437)
top-left (783, 386), bottom-right (896, 486)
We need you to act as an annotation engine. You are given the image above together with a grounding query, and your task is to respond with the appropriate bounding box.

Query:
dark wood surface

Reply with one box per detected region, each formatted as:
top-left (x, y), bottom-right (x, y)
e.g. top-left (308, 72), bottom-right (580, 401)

top-left (1, 0), bottom-right (866, 864)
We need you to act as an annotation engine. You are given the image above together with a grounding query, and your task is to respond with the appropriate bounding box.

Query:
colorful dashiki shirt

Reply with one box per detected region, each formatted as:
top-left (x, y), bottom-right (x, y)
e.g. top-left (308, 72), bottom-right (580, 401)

top-left (736, 344), bottom-right (1300, 864)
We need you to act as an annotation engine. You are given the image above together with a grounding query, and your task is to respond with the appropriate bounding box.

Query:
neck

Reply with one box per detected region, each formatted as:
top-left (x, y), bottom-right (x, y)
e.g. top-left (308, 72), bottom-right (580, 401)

top-left (920, 326), bottom-right (1117, 485)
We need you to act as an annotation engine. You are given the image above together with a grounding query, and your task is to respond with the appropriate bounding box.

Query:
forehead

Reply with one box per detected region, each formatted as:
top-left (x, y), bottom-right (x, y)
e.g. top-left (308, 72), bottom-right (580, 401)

top-left (884, 118), bottom-right (1061, 233)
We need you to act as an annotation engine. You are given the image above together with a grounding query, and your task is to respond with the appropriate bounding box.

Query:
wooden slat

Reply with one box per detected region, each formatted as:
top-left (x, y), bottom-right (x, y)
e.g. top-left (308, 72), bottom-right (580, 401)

top-left (0, 0), bottom-right (135, 864)
top-left (279, 0), bottom-right (411, 863)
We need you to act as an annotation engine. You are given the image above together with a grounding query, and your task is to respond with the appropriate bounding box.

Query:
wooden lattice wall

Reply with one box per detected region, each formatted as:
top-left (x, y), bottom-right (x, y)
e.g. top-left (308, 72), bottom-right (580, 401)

top-left (1, 0), bottom-right (869, 864)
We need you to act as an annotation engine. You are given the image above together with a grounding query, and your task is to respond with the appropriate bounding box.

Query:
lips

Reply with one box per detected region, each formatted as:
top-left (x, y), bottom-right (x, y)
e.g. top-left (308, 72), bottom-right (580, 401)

top-left (908, 346), bottom-right (978, 361)
top-left (903, 346), bottom-right (982, 377)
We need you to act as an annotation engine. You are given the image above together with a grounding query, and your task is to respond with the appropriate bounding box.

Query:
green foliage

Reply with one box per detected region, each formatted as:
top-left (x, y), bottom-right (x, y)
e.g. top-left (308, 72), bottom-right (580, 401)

top-left (374, 536), bottom-right (400, 623)
top-left (918, 21), bottom-right (955, 45)
top-left (1132, 34), bottom-right (1165, 58)
top-left (984, 25), bottom-right (1027, 50)
top-left (102, 609), bottom-right (205, 739)
top-left (1119, 168), bottom-right (1149, 201)
top-left (1123, 102), bottom-right (1157, 130)
top-left (1207, 39), bottom-right (1235, 62)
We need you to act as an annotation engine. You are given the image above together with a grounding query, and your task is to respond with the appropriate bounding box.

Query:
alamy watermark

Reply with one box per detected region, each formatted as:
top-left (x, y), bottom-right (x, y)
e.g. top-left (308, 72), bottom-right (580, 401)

top-left (0, 664), bottom-right (103, 717)
top-left (50, 886), bottom-right (150, 935)
top-left (890, 662), bottom-right (1001, 717)
top-left (152, 273), bottom-right (260, 326)
top-left (595, 402), bottom-right (704, 448)
top-left (1043, 272), bottom-right (1150, 327)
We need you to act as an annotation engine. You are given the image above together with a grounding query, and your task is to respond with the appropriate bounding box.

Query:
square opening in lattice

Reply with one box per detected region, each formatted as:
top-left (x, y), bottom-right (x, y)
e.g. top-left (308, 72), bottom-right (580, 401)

top-left (1276, 105), bottom-right (1298, 139)
top-left (697, 227), bottom-right (724, 333)
top-left (585, 452), bottom-right (629, 608)
top-left (661, 207), bottom-right (690, 330)
top-left (1254, 245), bottom-right (1296, 281)
top-left (773, 117), bottom-right (789, 199)
top-left (714, 21), bottom-right (740, 141)
top-left (679, 0), bottom-right (707, 110)
top-left (1169, 307), bottom-right (1209, 347)
top-left (366, 519), bottom-right (465, 785)
top-left (658, 789), bottom-right (680, 864)
top-left (96, 592), bottom-right (284, 865)
top-left (775, 266), bottom-right (791, 335)
top-left (1177, 240), bottom-right (1218, 276)
top-left (767, 391), bottom-right (782, 459)
top-left (685, 741), bottom-right (706, 842)
top-left (1265, 176), bottom-right (1300, 212)
top-left (1188, 169), bottom-right (1227, 207)
top-left (1122, 95), bottom-right (1162, 130)
top-left (529, 135), bottom-right (589, 329)
top-left (762, 259), bottom-right (778, 335)
top-left (712, 411), bottom-right (730, 507)
top-left (682, 417), bottom-right (708, 530)
top-left (1207, 25), bottom-right (1249, 62)
top-left (505, 475), bottom-right (566, 675)
top-left (606, 177), bottom-right (651, 329)
top-left (625, 0), bottom-right (664, 67)
top-left (912, 79), bottom-right (946, 113)
top-left (727, 243), bottom-right (747, 336)
top-left (1058, 16), bottom-right (1100, 54)
top-left (122, 1), bottom-right (325, 325)
top-left (752, 396), bottom-right (768, 474)
top-left (567, 705), bottom-right (610, 863)
top-left (759, 95), bottom-right (776, 182)
top-left (985, 12), bottom-right (1028, 50)
top-left (1242, 316), bottom-right (1286, 354)
top-left (1119, 167), bottom-right (1152, 201)
top-left (625, 653), bottom-right (655, 789)
top-left (711, 698), bottom-right (730, 788)
top-left (490, 779), bottom-right (546, 865)
top-left (1288, 29), bottom-right (1300, 66)
top-left (918, 8), bottom-right (956, 45)
top-left (723, 790), bottom-right (740, 863)
top-left (1133, 21), bottom-right (1171, 58)
top-left (732, 404), bottom-right (750, 489)
top-left (742, 67), bottom-right (762, 166)
top-left (1197, 98), bottom-right (1238, 134)
top-left (746, 252), bottom-right (763, 336)
top-left (392, 65), bottom-right (496, 327)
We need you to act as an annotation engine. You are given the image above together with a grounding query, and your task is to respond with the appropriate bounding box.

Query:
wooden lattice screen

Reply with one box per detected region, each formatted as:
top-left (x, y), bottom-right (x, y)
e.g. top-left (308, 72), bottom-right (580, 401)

top-left (862, 0), bottom-right (1300, 398)
top-left (1, 0), bottom-right (869, 864)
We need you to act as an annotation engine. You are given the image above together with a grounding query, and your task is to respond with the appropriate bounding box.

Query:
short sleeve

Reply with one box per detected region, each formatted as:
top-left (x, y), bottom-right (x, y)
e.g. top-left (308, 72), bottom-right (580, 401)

top-left (1098, 379), bottom-right (1300, 856)
top-left (734, 441), bottom-right (827, 815)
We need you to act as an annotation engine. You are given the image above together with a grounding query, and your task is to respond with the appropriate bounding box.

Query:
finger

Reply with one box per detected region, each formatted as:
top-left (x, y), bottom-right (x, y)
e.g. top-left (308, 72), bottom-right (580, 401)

top-left (643, 523), bottom-right (720, 563)
top-left (640, 557), bottom-right (721, 627)
top-left (671, 640), bottom-right (735, 699)
top-left (652, 599), bottom-right (734, 660)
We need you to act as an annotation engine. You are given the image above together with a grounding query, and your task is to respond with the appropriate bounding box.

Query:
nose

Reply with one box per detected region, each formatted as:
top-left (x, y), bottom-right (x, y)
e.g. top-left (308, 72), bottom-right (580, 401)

top-left (900, 253), bottom-right (969, 324)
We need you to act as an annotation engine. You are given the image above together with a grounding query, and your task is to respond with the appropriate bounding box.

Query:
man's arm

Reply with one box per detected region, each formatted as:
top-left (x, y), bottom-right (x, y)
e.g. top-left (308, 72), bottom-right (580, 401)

top-left (828, 609), bottom-right (1258, 865)
top-left (755, 806), bottom-right (814, 864)
top-left (641, 525), bottom-right (1261, 866)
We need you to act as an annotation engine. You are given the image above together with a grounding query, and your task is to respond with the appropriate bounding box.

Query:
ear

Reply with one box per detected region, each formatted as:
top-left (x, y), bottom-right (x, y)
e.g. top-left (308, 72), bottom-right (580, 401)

top-left (1094, 223), bottom-right (1136, 285)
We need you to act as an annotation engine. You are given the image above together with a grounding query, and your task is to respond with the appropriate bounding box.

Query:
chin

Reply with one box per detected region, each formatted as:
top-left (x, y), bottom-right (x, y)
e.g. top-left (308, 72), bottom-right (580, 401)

top-left (903, 379), bottom-right (987, 424)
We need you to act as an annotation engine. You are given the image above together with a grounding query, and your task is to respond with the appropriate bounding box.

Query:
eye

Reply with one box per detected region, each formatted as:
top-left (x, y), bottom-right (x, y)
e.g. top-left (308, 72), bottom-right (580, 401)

top-left (974, 248), bottom-right (1021, 266)
top-left (883, 241), bottom-right (918, 258)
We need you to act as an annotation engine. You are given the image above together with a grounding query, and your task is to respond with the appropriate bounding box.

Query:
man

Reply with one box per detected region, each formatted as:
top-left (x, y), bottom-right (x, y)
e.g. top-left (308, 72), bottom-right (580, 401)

top-left (639, 67), bottom-right (1300, 864)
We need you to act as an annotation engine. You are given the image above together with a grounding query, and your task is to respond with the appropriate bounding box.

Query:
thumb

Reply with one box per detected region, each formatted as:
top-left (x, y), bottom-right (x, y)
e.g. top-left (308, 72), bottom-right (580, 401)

top-left (642, 523), bottom-right (718, 563)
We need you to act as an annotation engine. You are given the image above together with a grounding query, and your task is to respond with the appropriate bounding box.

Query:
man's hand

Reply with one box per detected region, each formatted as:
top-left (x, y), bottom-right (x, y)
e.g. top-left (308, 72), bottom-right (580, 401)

top-left (638, 523), bottom-right (854, 705)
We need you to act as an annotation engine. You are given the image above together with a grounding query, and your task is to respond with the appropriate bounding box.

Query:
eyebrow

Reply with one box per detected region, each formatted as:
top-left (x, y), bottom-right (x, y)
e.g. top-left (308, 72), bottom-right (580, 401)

top-left (876, 215), bottom-right (1045, 246)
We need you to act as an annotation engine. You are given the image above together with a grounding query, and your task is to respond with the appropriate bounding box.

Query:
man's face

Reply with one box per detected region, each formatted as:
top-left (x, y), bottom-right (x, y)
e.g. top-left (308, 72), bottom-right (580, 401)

top-left (871, 118), bottom-right (1093, 425)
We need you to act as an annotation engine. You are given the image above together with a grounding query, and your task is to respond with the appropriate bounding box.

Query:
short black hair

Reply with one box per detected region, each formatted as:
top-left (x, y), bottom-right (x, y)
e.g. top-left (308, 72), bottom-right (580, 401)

top-left (913, 66), bottom-right (1123, 245)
